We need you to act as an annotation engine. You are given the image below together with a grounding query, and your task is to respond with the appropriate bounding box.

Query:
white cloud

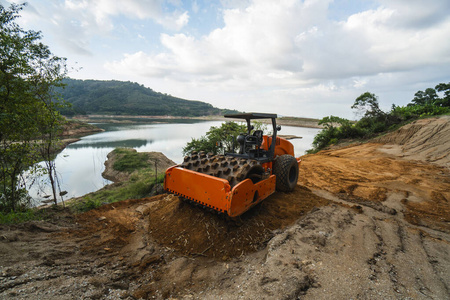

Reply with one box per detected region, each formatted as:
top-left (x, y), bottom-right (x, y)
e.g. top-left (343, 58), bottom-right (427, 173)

top-left (103, 0), bottom-right (450, 117)
top-left (63, 0), bottom-right (188, 30)
top-left (7, 0), bottom-right (189, 56)
top-left (106, 0), bottom-right (313, 83)
top-left (378, 0), bottom-right (450, 29)
top-left (340, 6), bottom-right (450, 71)
top-left (353, 78), bottom-right (368, 89)
top-left (175, 11), bottom-right (189, 29)
top-left (192, 1), bottom-right (199, 14)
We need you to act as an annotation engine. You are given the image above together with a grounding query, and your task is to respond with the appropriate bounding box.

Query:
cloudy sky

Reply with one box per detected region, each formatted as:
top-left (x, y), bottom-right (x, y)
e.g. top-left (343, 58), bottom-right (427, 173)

top-left (3, 0), bottom-right (450, 119)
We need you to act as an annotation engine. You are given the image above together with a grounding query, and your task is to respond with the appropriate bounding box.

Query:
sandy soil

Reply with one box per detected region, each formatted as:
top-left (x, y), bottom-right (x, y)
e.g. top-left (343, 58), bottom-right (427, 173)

top-left (1, 117), bottom-right (449, 299)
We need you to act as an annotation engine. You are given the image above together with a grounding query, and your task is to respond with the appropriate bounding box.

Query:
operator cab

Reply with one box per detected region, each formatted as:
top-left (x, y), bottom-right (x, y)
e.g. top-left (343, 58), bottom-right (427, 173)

top-left (236, 128), bottom-right (263, 153)
top-left (224, 112), bottom-right (281, 163)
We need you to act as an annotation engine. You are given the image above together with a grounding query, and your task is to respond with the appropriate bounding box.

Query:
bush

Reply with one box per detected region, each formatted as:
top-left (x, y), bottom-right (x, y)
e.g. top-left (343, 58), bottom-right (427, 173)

top-left (183, 121), bottom-right (248, 155)
top-left (0, 186), bottom-right (32, 213)
top-left (310, 126), bottom-right (338, 151)
top-left (308, 116), bottom-right (362, 152)
top-left (0, 209), bottom-right (41, 224)
top-left (392, 104), bottom-right (450, 121)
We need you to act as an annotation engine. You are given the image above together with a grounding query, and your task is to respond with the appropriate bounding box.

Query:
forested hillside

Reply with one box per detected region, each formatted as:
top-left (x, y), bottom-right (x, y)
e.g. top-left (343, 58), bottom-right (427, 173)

top-left (58, 78), bottom-right (237, 117)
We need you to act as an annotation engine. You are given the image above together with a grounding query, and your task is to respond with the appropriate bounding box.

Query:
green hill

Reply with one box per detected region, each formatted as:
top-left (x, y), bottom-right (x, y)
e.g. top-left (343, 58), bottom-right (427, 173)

top-left (57, 78), bottom-right (238, 117)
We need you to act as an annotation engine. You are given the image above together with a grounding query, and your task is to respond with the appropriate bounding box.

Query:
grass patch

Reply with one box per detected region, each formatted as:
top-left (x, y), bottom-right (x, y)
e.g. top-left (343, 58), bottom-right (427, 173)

top-left (0, 209), bottom-right (43, 224)
top-left (0, 205), bottom-right (73, 224)
top-left (70, 174), bottom-right (165, 213)
top-left (112, 148), bottom-right (150, 172)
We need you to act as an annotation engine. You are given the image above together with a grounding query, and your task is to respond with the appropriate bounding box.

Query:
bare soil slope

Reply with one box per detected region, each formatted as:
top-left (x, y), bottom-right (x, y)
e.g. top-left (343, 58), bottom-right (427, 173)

top-left (376, 115), bottom-right (450, 168)
top-left (1, 117), bottom-right (449, 299)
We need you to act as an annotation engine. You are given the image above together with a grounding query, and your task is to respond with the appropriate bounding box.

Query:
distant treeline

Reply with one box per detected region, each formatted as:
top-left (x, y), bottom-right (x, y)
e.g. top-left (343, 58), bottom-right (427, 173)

top-left (57, 78), bottom-right (238, 117)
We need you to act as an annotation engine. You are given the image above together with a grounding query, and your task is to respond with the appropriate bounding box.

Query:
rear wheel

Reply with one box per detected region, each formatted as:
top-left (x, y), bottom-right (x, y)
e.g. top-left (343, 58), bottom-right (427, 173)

top-left (273, 155), bottom-right (299, 192)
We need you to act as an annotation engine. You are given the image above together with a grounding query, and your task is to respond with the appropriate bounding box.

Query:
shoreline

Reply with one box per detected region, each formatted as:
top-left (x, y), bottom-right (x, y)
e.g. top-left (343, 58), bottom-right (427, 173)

top-left (71, 114), bottom-right (323, 129)
top-left (58, 119), bottom-right (105, 148)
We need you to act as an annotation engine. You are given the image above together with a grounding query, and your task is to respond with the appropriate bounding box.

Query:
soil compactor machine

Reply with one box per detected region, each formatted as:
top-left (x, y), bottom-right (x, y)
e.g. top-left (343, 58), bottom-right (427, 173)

top-left (164, 113), bottom-right (301, 217)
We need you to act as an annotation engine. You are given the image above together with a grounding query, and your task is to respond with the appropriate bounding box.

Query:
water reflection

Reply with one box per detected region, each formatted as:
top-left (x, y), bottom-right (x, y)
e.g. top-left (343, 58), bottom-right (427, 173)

top-left (68, 139), bottom-right (149, 149)
top-left (28, 120), bottom-right (320, 203)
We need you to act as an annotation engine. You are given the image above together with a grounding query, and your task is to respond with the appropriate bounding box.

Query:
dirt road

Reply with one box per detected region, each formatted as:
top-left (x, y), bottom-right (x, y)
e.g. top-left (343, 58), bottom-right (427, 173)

top-left (1, 117), bottom-right (449, 299)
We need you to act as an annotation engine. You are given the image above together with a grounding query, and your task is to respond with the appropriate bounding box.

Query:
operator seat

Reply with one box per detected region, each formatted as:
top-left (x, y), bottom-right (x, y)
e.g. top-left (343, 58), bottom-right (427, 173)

top-left (253, 130), bottom-right (263, 147)
top-left (237, 134), bottom-right (246, 154)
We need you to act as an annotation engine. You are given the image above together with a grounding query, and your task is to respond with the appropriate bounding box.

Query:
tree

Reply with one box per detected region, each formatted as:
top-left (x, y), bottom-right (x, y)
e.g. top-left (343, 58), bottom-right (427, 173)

top-left (183, 122), bottom-right (247, 155)
top-left (351, 92), bottom-right (385, 118)
top-left (0, 3), bottom-right (67, 211)
top-left (435, 82), bottom-right (450, 107)
top-left (318, 115), bottom-right (351, 130)
top-left (411, 88), bottom-right (439, 106)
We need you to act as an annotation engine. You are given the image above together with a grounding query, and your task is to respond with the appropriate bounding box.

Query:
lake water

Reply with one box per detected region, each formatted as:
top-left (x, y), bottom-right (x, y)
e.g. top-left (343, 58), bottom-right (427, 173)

top-left (29, 120), bottom-right (321, 203)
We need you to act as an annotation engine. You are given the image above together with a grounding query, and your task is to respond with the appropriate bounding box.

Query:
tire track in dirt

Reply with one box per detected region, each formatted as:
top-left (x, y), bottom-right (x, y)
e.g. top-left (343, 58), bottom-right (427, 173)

top-left (299, 201), bottom-right (449, 300)
top-left (418, 230), bottom-right (450, 295)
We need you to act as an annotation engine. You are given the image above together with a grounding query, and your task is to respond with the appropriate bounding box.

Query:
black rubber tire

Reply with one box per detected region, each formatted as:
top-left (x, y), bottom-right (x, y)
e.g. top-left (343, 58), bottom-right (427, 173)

top-left (273, 154), bottom-right (299, 192)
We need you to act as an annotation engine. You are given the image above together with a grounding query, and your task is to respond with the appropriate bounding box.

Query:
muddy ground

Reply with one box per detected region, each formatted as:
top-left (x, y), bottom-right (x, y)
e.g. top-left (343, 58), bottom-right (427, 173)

top-left (1, 117), bottom-right (449, 299)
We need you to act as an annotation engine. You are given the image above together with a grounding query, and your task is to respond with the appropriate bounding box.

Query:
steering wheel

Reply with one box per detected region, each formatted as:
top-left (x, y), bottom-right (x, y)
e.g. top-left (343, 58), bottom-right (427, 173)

top-left (245, 135), bottom-right (257, 143)
top-left (245, 130), bottom-right (263, 146)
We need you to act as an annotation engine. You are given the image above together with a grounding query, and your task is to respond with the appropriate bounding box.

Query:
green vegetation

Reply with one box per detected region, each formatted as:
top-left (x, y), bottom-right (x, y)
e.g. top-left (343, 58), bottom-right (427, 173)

top-left (112, 148), bottom-right (150, 172)
top-left (70, 148), bottom-right (164, 213)
top-left (183, 122), bottom-right (247, 155)
top-left (57, 78), bottom-right (239, 117)
top-left (1, 147), bottom-right (166, 220)
top-left (308, 83), bottom-right (450, 153)
top-left (0, 3), bottom-right (68, 213)
top-left (182, 121), bottom-right (268, 155)
top-left (70, 174), bottom-right (164, 213)
top-left (0, 208), bottom-right (42, 224)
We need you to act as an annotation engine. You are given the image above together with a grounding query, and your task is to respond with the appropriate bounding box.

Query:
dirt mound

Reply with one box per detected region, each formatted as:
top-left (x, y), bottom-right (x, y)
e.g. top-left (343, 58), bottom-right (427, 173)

top-left (147, 188), bottom-right (329, 259)
top-left (69, 197), bottom-right (160, 254)
top-left (65, 188), bottom-right (328, 261)
top-left (300, 142), bottom-right (450, 232)
top-left (376, 116), bottom-right (450, 168)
